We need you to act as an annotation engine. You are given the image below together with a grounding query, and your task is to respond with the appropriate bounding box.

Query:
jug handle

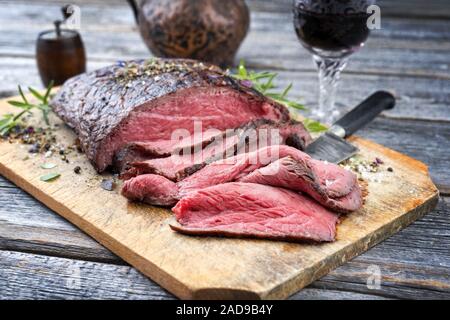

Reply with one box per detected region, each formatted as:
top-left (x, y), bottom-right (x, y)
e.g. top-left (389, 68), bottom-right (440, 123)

top-left (126, 0), bottom-right (139, 24)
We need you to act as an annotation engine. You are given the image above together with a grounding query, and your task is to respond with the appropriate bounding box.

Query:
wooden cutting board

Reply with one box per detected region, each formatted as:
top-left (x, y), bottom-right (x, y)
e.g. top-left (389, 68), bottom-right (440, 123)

top-left (0, 94), bottom-right (439, 299)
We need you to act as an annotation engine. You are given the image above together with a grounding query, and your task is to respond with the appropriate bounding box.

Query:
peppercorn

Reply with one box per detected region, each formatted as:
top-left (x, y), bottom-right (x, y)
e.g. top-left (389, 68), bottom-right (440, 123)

top-left (29, 143), bottom-right (40, 153)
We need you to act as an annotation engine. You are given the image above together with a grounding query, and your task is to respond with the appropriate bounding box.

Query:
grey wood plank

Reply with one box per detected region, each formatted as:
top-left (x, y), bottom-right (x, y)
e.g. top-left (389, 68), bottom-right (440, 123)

top-left (357, 117), bottom-right (450, 190)
top-left (0, 181), bottom-right (122, 264)
top-left (1, 57), bottom-right (449, 122)
top-left (0, 224), bottom-right (122, 264)
top-left (5, 0), bottom-right (450, 17)
top-left (0, 192), bottom-right (448, 300)
top-left (246, 0), bottom-right (450, 19)
top-left (0, 3), bottom-right (449, 78)
top-left (1, 4), bottom-right (449, 120)
top-left (0, 176), bottom-right (14, 188)
top-left (259, 69), bottom-right (450, 122)
top-left (302, 198), bottom-right (450, 300)
top-left (290, 288), bottom-right (391, 300)
top-left (0, 250), bottom-right (174, 300)
top-left (0, 249), bottom-right (388, 300)
top-left (304, 260), bottom-right (450, 300)
top-left (239, 15), bottom-right (450, 79)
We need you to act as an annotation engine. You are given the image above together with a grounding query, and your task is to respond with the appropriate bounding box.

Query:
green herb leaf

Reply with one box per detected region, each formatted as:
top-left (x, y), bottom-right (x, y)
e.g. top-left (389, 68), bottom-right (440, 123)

top-left (7, 100), bottom-right (29, 108)
top-left (303, 118), bottom-right (328, 133)
top-left (0, 114), bottom-right (13, 126)
top-left (18, 85), bottom-right (29, 105)
top-left (43, 80), bottom-right (54, 104)
top-left (0, 114), bottom-right (17, 136)
top-left (41, 163), bottom-right (57, 169)
top-left (231, 61), bottom-right (307, 112)
top-left (28, 87), bottom-right (45, 102)
top-left (1, 83), bottom-right (54, 136)
top-left (238, 60), bottom-right (248, 78)
top-left (0, 124), bottom-right (13, 136)
top-left (281, 83), bottom-right (293, 99)
top-left (40, 172), bottom-right (60, 182)
top-left (284, 101), bottom-right (306, 110)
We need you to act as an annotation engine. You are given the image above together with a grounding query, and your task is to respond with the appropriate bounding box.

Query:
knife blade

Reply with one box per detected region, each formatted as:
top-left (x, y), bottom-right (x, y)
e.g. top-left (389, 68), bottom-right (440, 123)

top-left (305, 91), bottom-right (396, 163)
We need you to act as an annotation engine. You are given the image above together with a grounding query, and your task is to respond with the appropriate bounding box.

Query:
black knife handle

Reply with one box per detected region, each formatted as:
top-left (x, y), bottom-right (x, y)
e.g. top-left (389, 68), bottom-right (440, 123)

top-left (334, 91), bottom-right (395, 137)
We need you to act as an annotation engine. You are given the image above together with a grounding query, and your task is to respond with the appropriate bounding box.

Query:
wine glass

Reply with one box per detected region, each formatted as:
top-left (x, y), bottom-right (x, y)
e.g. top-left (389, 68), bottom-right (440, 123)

top-left (293, 0), bottom-right (376, 124)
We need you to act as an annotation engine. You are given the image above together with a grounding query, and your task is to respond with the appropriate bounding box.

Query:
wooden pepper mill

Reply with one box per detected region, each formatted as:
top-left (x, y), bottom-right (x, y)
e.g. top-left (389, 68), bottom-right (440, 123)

top-left (36, 8), bottom-right (86, 87)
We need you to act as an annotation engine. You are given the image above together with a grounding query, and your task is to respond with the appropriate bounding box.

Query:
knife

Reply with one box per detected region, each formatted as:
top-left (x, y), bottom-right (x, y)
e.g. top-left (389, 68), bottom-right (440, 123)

top-left (305, 91), bottom-right (396, 163)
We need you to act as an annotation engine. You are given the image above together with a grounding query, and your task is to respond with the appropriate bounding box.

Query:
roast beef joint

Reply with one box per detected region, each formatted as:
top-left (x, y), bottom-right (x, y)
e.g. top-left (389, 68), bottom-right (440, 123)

top-left (50, 58), bottom-right (363, 243)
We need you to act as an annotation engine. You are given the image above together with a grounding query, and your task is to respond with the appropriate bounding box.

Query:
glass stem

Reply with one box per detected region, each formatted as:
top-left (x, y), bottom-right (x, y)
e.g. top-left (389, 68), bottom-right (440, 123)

top-left (313, 55), bottom-right (348, 124)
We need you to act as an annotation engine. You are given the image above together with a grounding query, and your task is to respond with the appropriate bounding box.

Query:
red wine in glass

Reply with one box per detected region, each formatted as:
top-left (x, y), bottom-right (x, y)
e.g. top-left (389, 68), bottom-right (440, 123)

top-left (293, 0), bottom-right (375, 123)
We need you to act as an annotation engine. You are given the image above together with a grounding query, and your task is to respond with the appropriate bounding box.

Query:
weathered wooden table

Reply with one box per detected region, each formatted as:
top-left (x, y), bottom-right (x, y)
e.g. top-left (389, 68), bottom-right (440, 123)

top-left (0, 0), bottom-right (449, 300)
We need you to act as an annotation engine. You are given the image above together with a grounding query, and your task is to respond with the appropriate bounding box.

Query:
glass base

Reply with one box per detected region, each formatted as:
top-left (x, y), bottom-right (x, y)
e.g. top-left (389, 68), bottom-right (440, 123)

top-left (310, 106), bottom-right (341, 124)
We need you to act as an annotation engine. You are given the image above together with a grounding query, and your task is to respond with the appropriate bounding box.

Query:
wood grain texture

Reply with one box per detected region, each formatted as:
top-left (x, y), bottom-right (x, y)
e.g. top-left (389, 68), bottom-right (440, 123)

top-left (4, 0), bottom-right (450, 18)
top-left (245, 0), bottom-right (450, 18)
top-left (0, 250), bottom-right (395, 300)
top-left (1, 197), bottom-right (448, 300)
top-left (1, 58), bottom-right (450, 123)
top-left (1, 3), bottom-right (449, 78)
top-left (1, 175), bottom-right (448, 299)
top-left (0, 95), bottom-right (439, 299)
top-left (2, 1), bottom-right (450, 122)
top-left (1, 2), bottom-right (449, 122)
top-left (0, 196), bottom-right (447, 300)
top-left (357, 118), bottom-right (450, 190)
top-left (0, 250), bottom-right (173, 300)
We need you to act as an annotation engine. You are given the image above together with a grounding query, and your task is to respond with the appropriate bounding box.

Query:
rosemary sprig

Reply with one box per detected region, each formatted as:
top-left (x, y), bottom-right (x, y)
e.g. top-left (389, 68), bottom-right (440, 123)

top-left (302, 118), bottom-right (328, 133)
top-left (232, 60), bottom-right (306, 111)
top-left (231, 61), bottom-right (327, 133)
top-left (1, 81), bottom-right (54, 136)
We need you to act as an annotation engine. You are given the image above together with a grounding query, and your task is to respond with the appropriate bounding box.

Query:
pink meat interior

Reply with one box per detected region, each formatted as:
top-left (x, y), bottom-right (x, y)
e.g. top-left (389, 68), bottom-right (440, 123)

top-left (96, 87), bottom-right (285, 171)
top-left (172, 182), bottom-right (339, 242)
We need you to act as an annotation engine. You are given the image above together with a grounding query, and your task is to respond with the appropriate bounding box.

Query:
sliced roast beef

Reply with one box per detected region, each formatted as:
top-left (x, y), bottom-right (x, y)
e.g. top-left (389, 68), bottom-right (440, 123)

top-left (112, 142), bottom-right (170, 174)
top-left (171, 182), bottom-right (339, 242)
top-left (177, 145), bottom-right (361, 213)
top-left (177, 145), bottom-right (309, 195)
top-left (125, 120), bottom-right (311, 181)
top-left (121, 174), bottom-right (178, 206)
top-left (112, 130), bottom-right (224, 173)
top-left (127, 131), bottom-right (241, 181)
top-left (121, 145), bottom-right (362, 213)
top-left (50, 59), bottom-right (294, 172)
top-left (238, 156), bottom-right (362, 213)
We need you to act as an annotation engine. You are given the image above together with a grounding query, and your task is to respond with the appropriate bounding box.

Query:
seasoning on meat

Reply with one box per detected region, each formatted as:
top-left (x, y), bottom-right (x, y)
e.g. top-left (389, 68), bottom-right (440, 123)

top-left (50, 59), bottom-right (295, 172)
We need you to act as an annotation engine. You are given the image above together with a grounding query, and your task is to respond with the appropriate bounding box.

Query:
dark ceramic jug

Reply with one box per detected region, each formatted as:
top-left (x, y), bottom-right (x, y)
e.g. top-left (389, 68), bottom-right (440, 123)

top-left (127, 0), bottom-right (250, 67)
